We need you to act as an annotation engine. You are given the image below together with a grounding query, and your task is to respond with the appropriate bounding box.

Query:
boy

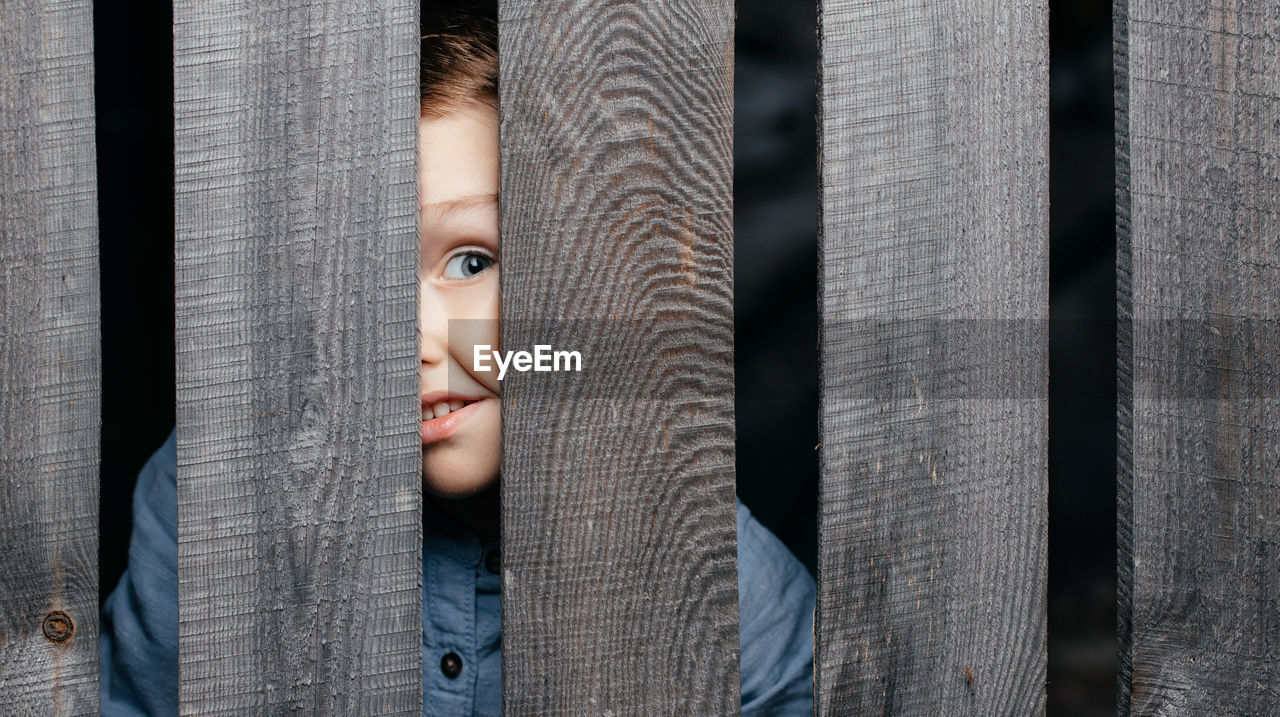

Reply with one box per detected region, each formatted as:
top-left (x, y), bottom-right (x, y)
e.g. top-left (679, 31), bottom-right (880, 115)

top-left (100, 2), bottom-right (815, 714)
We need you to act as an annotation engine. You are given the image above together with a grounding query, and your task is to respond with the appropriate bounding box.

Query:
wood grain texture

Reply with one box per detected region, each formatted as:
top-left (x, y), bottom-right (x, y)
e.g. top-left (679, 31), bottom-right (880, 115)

top-left (173, 0), bottom-right (421, 713)
top-left (0, 0), bottom-right (101, 713)
top-left (1115, 1), bottom-right (1280, 714)
top-left (816, 0), bottom-right (1049, 713)
top-left (497, 1), bottom-right (740, 713)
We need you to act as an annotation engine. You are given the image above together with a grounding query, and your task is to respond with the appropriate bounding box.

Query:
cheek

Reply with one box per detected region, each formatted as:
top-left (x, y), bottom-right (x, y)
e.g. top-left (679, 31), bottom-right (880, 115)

top-left (481, 273), bottom-right (498, 323)
top-left (482, 273), bottom-right (499, 349)
top-left (443, 279), bottom-right (496, 338)
top-left (441, 276), bottom-right (498, 325)
top-left (445, 278), bottom-right (502, 386)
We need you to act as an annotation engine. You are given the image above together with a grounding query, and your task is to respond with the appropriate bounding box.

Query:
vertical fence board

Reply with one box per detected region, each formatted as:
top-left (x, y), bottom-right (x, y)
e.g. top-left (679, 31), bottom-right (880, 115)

top-left (497, 1), bottom-right (740, 713)
top-left (0, 0), bottom-right (100, 712)
top-left (173, 0), bottom-right (421, 713)
top-left (1115, 0), bottom-right (1280, 713)
top-left (816, 0), bottom-right (1050, 712)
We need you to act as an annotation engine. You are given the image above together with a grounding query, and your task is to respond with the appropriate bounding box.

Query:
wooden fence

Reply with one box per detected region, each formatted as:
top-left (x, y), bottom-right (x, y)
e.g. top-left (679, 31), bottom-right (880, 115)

top-left (1, 0), bottom-right (1276, 714)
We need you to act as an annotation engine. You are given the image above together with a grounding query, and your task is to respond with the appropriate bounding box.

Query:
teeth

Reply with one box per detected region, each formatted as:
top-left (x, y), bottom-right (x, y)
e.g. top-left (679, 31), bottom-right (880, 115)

top-left (423, 398), bottom-right (476, 420)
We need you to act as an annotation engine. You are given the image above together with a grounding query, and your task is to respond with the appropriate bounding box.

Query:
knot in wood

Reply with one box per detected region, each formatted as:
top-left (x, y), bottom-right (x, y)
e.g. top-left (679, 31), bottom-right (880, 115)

top-left (42, 611), bottom-right (73, 642)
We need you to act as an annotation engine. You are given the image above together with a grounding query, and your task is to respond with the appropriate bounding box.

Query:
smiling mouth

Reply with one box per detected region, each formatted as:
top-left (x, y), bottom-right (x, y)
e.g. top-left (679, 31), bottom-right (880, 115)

top-left (420, 397), bottom-right (486, 445)
top-left (423, 398), bottom-right (481, 421)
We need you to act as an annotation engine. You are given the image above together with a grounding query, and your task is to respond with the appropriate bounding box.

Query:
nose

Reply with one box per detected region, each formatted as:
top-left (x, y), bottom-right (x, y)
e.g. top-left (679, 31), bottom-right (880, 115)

top-left (420, 281), bottom-right (448, 366)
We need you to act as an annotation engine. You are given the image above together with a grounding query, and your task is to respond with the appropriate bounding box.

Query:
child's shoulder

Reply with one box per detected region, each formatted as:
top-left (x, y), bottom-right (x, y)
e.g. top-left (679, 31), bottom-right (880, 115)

top-left (734, 497), bottom-right (812, 596)
top-left (142, 426), bottom-right (177, 478)
top-left (131, 427), bottom-right (178, 534)
top-left (734, 498), bottom-right (815, 714)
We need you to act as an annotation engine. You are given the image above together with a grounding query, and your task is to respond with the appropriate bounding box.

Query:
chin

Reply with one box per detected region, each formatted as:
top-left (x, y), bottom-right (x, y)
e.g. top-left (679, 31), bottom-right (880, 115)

top-left (421, 445), bottom-right (499, 498)
top-left (422, 476), bottom-right (495, 499)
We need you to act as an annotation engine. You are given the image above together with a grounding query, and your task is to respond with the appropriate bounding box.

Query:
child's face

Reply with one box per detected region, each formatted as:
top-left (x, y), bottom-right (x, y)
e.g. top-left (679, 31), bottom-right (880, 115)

top-left (418, 103), bottom-right (501, 497)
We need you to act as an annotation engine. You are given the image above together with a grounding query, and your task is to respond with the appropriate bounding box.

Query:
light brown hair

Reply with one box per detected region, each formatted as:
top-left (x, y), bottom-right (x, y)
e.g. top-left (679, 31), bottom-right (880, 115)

top-left (420, 2), bottom-right (498, 118)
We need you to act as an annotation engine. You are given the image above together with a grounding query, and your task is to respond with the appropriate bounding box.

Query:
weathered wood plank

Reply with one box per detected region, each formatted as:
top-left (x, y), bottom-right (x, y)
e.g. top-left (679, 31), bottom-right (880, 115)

top-left (816, 0), bottom-right (1050, 712)
top-left (497, 1), bottom-right (741, 713)
top-left (0, 0), bottom-right (101, 712)
top-left (1115, 1), bottom-right (1280, 713)
top-left (172, 0), bottom-right (421, 712)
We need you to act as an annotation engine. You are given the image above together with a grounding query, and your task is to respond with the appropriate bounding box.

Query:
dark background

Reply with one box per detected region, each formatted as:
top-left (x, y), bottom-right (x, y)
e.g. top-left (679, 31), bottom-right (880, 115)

top-left (96, 1), bottom-right (1115, 713)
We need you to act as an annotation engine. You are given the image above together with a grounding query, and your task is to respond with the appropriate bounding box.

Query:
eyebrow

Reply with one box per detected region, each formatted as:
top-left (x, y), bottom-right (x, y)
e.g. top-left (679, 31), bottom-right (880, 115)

top-left (422, 193), bottom-right (498, 217)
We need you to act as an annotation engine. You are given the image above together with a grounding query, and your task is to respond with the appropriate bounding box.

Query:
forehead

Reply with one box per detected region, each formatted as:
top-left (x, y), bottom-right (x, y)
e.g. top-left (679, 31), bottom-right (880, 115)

top-left (418, 104), bottom-right (499, 208)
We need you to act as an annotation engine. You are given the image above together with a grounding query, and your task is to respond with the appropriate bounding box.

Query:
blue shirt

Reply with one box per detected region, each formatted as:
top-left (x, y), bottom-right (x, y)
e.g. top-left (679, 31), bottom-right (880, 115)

top-left (100, 428), bottom-right (815, 715)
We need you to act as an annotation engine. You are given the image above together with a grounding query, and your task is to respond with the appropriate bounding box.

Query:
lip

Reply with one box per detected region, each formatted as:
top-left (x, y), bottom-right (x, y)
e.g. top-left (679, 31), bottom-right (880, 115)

top-left (421, 393), bottom-right (487, 445)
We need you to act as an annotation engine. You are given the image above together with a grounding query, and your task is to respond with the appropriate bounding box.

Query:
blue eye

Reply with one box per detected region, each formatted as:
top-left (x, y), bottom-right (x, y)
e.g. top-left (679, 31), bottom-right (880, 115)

top-left (443, 252), bottom-right (494, 279)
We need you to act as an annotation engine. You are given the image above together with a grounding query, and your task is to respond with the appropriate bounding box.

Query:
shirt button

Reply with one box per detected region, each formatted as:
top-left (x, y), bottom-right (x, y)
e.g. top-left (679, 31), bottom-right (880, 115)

top-left (440, 652), bottom-right (463, 679)
top-left (484, 548), bottom-right (501, 574)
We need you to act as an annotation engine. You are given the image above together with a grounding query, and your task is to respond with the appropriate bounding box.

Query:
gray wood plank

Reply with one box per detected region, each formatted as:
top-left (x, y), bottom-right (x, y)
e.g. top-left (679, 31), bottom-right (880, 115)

top-left (0, 0), bottom-right (101, 713)
top-left (497, 1), bottom-right (741, 713)
top-left (172, 0), bottom-right (421, 713)
top-left (815, 0), bottom-right (1050, 712)
top-left (1115, 1), bottom-right (1280, 713)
